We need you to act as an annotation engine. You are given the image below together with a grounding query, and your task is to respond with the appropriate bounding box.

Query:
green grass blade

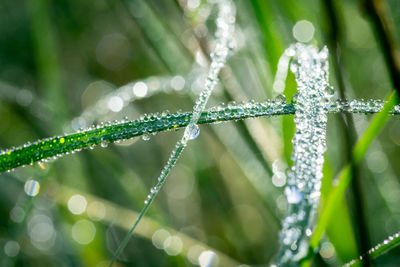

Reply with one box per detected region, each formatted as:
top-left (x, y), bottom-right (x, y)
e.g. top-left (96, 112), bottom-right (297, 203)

top-left (308, 92), bottom-right (399, 259)
top-left (321, 158), bottom-right (359, 263)
top-left (109, 141), bottom-right (185, 266)
top-left (344, 232), bottom-right (400, 266)
top-left (26, 0), bottom-right (67, 132)
top-left (1, 99), bottom-right (399, 173)
top-left (109, 1), bottom-right (236, 264)
top-left (0, 101), bottom-right (295, 173)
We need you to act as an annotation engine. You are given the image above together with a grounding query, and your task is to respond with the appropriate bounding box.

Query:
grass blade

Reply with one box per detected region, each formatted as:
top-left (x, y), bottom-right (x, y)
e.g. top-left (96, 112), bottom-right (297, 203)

top-left (1, 99), bottom-right (399, 173)
top-left (306, 92), bottom-right (399, 263)
top-left (108, 1), bottom-right (236, 264)
top-left (344, 232), bottom-right (400, 266)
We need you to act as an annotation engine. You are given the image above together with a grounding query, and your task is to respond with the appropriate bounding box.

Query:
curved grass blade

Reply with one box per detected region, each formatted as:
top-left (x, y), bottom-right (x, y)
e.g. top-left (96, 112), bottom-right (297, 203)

top-left (0, 99), bottom-right (399, 174)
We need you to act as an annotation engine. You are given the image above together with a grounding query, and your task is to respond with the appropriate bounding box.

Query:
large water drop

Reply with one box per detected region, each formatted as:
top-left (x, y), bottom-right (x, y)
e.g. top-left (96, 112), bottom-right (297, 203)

top-left (24, 180), bottom-right (40, 197)
top-left (275, 94), bottom-right (287, 103)
top-left (188, 125), bottom-right (200, 140)
top-left (285, 186), bottom-right (303, 204)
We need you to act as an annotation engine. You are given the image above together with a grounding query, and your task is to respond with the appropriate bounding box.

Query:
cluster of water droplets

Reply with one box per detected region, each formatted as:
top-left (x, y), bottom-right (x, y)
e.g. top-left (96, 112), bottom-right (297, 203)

top-left (330, 98), bottom-right (400, 114)
top-left (343, 232), bottom-right (400, 266)
top-left (277, 43), bottom-right (334, 265)
top-left (1, 96), bottom-right (399, 173)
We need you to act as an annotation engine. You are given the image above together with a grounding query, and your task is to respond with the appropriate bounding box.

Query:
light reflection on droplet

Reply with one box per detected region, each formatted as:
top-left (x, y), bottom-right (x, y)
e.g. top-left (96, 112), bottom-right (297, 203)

top-left (142, 135), bottom-right (150, 141)
top-left (68, 194), bottom-right (87, 215)
top-left (188, 125), bottom-right (200, 140)
top-left (285, 186), bottom-right (303, 204)
top-left (293, 20), bottom-right (315, 43)
top-left (72, 219), bottom-right (96, 244)
top-left (305, 228), bottom-right (312, 236)
top-left (24, 179), bottom-right (40, 197)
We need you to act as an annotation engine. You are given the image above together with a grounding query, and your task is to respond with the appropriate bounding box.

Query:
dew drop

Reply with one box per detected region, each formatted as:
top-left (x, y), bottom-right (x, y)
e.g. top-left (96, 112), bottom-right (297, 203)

top-left (285, 186), bottom-right (303, 204)
top-left (142, 135), bottom-right (150, 141)
top-left (275, 94), bottom-right (287, 103)
top-left (144, 194), bottom-right (152, 204)
top-left (324, 86), bottom-right (334, 95)
top-left (100, 141), bottom-right (108, 148)
top-left (188, 125), bottom-right (200, 140)
top-left (24, 179), bottom-right (40, 197)
top-left (291, 93), bottom-right (299, 103)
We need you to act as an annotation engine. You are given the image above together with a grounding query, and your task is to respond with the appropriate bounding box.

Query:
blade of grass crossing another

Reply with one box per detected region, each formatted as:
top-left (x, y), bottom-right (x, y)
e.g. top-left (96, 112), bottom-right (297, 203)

top-left (108, 1), bottom-right (236, 265)
top-left (305, 92), bottom-right (399, 264)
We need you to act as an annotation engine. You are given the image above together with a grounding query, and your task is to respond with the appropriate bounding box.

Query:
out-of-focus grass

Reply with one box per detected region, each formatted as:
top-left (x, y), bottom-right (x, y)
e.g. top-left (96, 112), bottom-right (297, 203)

top-left (0, 0), bottom-right (400, 266)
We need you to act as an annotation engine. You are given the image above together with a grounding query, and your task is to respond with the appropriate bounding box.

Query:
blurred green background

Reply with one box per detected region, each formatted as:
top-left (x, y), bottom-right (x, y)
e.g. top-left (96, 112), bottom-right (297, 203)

top-left (0, 0), bottom-right (400, 266)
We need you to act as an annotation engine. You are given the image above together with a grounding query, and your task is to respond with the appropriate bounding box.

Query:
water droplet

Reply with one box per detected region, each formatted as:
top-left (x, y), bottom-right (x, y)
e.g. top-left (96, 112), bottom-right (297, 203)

top-left (100, 141), bottom-right (108, 148)
top-left (291, 93), bottom-right (299, 103)
top-left (275, 94), bottom-right (286, 103)
top-left (305, 228), bottom-right (312, 236)
top-left (188, 125), bottom-right (200, 140)
top-left (142, 135), bottom-right (150, 141)
top-left (24, 179), bottom-right (40, 197)
top-left (324, 86), bottom-right (334, 95)
top-left (198, 250), bottom-right (218, 267)
top-left (285, 186), bottom-right (303, 204)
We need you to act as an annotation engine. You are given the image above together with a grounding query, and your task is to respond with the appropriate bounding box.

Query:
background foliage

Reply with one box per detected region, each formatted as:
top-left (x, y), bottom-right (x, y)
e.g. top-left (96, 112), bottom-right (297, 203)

top-left (0, 0), bottom-right (400, 266)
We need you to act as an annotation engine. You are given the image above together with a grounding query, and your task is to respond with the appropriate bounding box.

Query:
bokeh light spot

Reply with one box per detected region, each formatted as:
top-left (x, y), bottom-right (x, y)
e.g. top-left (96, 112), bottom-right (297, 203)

top-left (68, 194), bottom-right (87, 215)
top-left (72, 219), bottom-right (96, 245)
top-left (293, 20), bottom-right (315, 42)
